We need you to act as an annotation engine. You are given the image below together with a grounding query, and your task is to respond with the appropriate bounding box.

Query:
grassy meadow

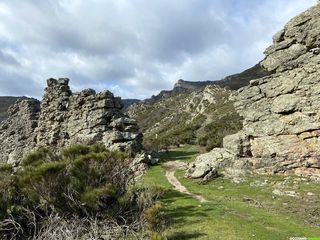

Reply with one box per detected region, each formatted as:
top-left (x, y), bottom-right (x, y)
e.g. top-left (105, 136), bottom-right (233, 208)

top-left (140, 145), bottom-right (320, 240)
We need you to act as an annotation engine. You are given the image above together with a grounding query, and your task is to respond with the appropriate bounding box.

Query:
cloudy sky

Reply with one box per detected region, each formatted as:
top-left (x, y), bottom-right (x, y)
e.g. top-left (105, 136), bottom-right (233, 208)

top-left (0, 0), bottom-right (316, 99)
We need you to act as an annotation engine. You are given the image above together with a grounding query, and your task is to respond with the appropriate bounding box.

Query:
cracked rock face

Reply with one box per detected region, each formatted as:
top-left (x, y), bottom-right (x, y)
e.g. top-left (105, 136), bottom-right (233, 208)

top-left (188, 3), bottom-right (320, 178)
top-left (0, 78), bottom-right (143, 164)
top-left (0, 98), bottom-right (40, 164)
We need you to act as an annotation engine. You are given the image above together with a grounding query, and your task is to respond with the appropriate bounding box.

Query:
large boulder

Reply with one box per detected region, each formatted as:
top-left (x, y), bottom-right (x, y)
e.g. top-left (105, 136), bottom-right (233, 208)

top-left (186, 148), bottom-right (235, 179)
top-left (222, 131), bottom-right (251, 157)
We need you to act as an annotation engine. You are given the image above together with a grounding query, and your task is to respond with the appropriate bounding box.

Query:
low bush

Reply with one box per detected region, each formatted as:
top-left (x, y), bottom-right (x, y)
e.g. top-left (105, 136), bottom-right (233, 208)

top-left (22, 147), bottom-right (56, 166)
top-left (0, 144), bottom-right (163, 239)
top-left (144, 203), bottom-right (163, 231)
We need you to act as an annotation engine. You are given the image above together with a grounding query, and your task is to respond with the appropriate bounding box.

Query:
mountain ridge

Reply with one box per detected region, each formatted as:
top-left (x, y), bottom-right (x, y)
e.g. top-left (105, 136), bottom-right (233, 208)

top-left (130, 62), bottom-right (270, 105)
top-left (0, 96), bottom-right (28, 122)
top-left (0, 63), bottom-right (269, 122)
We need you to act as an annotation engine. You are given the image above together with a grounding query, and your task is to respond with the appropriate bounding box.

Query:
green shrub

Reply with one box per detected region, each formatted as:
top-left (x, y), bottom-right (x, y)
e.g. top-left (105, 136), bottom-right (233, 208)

top-left (0, 164), bottom-right (13, 172)
top-left (62, 144), bottom-right (91, 159)
top-left (22, 147), bottom-right (56, 166)
top-left (199, 112), bottom-right (243, 151)
top-left (81, 184), bottom-right (116, 208)
top-left (144, 203), bottom-right (163, 232)
top-left (0, 144), bottom-right (153, 239)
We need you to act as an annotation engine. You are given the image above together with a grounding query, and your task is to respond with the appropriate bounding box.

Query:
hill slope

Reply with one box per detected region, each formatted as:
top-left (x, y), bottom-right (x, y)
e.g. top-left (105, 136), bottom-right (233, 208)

top-left (128, 85), bottom-right (242, 150)
top-left (144, 62), bottom-right (269, 104)
top-left (126, 62), bottom-right (269, 150)
top-left (0, 96), bottom-right (26, 122)
top-left (217, 63), bottom-right (270, 90)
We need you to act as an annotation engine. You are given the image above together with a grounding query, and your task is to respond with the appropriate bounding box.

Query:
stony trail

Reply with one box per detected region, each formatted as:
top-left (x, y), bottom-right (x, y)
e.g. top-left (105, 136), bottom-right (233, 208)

top-left (164, 161), bottom-right (207, 203)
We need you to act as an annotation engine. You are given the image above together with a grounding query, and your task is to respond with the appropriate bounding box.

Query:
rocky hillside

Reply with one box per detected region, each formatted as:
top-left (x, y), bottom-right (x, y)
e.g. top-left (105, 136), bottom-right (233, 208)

top-left (126, 62), bottom-right (269, 150)
top-left (188, 2), bottom-right (320, 179)
top-left (0, 78), bottom-right (145, 165)
top-left (128, 85), bottom-right (242, 151)
top-left (122, 98), bottom-right (141, 111)
top-left (145, 79), bottom-right (215, 103)
top-left (217, 63), bottom-right (270, 90)
top-left (0, 96), bottom-right (26, 122)
top-left (144, 63), bottom-right (269, 104)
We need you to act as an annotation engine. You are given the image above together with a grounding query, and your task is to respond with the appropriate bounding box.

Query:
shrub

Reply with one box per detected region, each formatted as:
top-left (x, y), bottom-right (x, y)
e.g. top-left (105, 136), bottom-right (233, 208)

top-left (0, 144), bottom-right (159, 239)
top-left (62, 144), bottom-right (91, 159)
top-left (150, 231), bottom-right (166, 240)
top-left (81, 184), bottom-right (116, 209)
top-left (144, 203), bottom-right (163, 232)
top-left (0, 164), bottom-right (13, 172)
top-left (22, 147), bottom-right (56, 166)
top-left (0, 164), bottom-right (14, 220)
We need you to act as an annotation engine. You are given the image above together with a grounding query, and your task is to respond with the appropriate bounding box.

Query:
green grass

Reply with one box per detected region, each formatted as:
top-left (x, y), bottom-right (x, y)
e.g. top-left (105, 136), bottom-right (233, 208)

top-left (140, 145), bottom-right (320, 240)
top-left (159, 145), bottom-right (200, 163)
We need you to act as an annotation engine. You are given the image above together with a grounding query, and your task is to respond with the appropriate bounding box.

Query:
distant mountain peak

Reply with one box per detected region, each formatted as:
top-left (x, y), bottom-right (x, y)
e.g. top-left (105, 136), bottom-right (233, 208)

top-left (173, 79), bottom-right (215, 91)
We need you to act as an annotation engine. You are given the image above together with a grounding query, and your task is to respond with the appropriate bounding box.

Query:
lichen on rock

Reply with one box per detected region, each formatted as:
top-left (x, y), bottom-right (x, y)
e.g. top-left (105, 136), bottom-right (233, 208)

top-left (0, 78), bottom-right (144, 168)
top-left (0, 98), bottom-right (40, 164)
top-left (188, 3), bottom-right (320, 179)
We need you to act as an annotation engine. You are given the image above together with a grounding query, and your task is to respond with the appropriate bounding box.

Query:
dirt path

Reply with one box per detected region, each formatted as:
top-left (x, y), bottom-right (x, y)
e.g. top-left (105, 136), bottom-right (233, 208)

top-left (164, 161), bottom-right (207, 203)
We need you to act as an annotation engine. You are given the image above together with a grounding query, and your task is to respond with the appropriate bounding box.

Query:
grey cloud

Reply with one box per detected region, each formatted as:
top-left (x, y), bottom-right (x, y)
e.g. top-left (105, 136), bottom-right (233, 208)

top-left (0, 0), bottom-right (316, 99)
top-left (0, 72), bottom-right (42, 97)
top-left (0, 50), bottom-right (20, 66)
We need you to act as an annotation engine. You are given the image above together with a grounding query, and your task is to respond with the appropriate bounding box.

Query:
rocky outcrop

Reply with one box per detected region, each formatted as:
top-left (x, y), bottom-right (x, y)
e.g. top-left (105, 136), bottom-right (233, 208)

top-left (0, 98), bottom-right (40, 164)
top-left (0, 96), bottom-right (27, 122)
top-left (173, 79), bottom-right (216, 92)
top-left (122, 99), bottom-right (141, 112)
top-left (186, 148), bottom-right (234, 178)
top-left (187, 2), bottom-right (320, 178)
top-left (143, 79), bottom-right (219, 104)
top-left (0, 78), bottom-right (143, 165)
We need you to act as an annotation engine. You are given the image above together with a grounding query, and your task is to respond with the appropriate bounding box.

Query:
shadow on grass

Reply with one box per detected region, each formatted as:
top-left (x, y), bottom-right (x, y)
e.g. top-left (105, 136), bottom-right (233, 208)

top-left (160, 150), bottom-right (199, 162)
top-left (161, 189), bottom-right (211, 239)
top-left (167, 231), bottom-right (207, 240)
